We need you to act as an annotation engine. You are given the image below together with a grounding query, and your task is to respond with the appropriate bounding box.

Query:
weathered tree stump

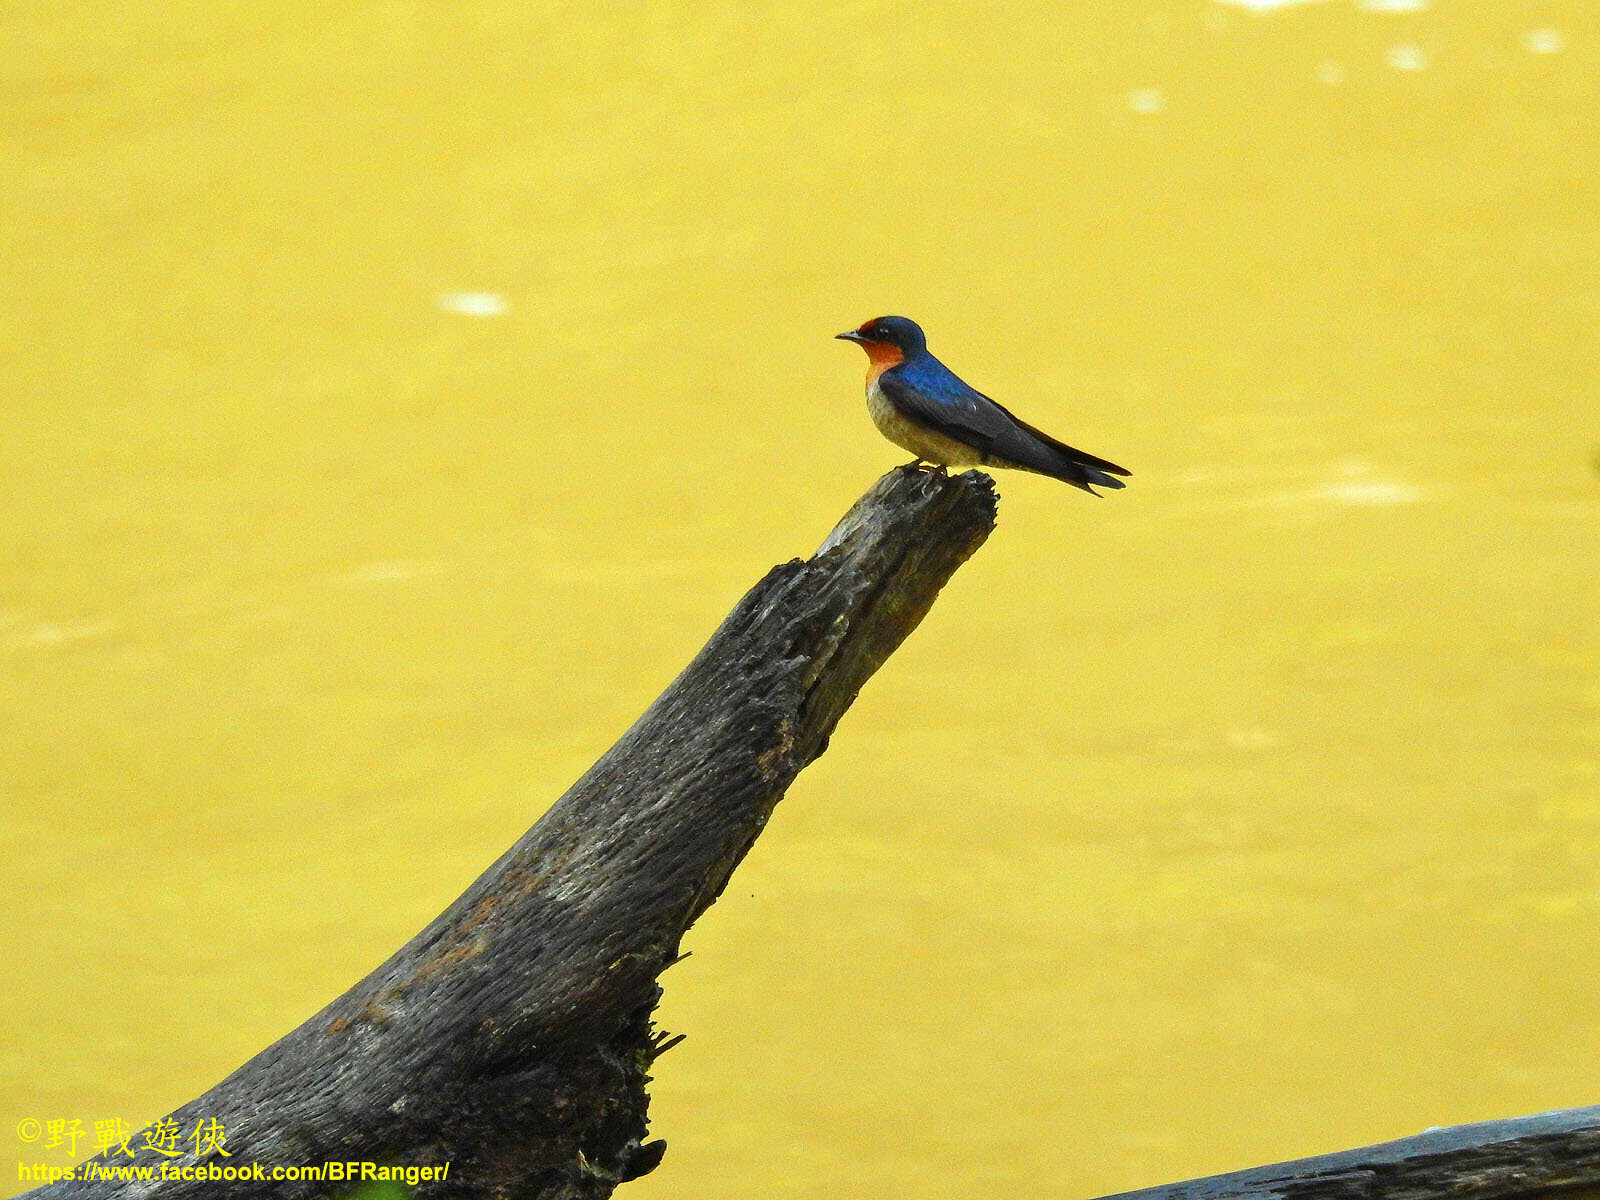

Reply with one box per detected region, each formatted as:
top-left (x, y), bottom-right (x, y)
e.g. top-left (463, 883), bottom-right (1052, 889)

top-left (25, 465), bottom-right (998, 1200)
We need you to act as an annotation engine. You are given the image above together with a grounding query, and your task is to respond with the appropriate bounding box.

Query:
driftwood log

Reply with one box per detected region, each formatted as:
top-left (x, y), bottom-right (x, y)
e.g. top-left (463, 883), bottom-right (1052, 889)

top-left (26, 465), bottom-right (999, 1200)
top-left (1095, 1106), bottom-right (1600, 1200)
top-left (26, 465), bottom-right (1600, 1200)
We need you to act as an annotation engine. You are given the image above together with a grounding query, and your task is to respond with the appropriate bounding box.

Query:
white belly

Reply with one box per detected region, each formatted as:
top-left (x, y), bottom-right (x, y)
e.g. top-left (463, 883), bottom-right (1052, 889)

top-left (866, 380), bottom-right (984, 467)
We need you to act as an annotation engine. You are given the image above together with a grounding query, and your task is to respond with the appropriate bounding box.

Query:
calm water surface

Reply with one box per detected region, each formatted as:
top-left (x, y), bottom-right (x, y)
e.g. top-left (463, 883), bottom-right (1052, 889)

top-left (2, 1), bottom-right (1598, 1196)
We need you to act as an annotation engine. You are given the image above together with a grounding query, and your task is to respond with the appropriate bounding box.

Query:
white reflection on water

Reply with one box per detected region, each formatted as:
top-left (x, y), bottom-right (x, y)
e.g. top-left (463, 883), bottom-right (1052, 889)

top-left (345, 561), bottom-right (445, 584)
top-left (1213, 0), bottom-right (1332, 10)
top-left (1293, 461), bottom-right (1426, 507)
top-left (1386, 43), bottom-right (1429, 70)
top-left (1214, 0), bottom-right (1429, 9)
top-left (437, 291), bottom-right (509, 317)
top-left (1307, 478), bottom-right (1425, 505)
top-left (1524, 29), bottom-right (1566, 54)
top-left (4, 618), bottom-right (117, 651)
top-left (1129, 88), bottom-right (1166, 113)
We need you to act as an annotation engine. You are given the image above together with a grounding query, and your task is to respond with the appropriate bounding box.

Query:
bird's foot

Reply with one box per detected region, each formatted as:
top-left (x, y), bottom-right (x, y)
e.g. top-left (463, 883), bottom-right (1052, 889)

top-left (902, 459), bottom-right (947, 476)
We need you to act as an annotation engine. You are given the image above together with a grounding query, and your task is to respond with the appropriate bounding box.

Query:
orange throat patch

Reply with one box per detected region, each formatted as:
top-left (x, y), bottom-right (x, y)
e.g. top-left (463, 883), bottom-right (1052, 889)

top-left (862, 341), bottom-right (904, 387)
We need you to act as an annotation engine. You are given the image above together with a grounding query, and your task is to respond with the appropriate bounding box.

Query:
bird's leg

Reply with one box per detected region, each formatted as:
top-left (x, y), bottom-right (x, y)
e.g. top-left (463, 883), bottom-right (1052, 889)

top-left (904, 458), bottom-right (927, 472)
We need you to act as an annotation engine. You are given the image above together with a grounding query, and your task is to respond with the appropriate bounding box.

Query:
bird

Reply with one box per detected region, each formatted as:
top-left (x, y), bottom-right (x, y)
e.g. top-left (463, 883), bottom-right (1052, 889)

top-left (836, 315), bottom-right (1130, 495)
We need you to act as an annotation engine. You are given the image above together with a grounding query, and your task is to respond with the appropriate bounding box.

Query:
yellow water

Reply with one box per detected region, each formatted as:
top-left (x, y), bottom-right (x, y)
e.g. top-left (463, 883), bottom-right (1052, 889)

top-left (3, 0), bottom-right (1598, 1195)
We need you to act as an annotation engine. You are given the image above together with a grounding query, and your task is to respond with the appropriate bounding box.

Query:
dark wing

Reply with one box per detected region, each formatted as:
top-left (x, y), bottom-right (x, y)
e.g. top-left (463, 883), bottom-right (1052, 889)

top-left (878, 371), bottom-right (1131, 492)
top-left (877, 370), bottom-right (1027, 459)
top-left (1005, 409), bottom-right (1132, 481)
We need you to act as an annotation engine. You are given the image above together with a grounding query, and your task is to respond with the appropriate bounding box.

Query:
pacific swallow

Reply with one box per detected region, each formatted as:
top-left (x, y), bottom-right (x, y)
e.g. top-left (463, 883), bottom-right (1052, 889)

top-left (837, 315), bottom-right (1130, 495)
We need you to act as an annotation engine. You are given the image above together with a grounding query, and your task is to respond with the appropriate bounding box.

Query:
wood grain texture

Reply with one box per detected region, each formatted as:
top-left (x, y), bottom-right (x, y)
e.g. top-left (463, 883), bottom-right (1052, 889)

top-left (23, 465), bottom-right (997, 1200)
top-left (1095, 1107), bottom-right (1600, 1200)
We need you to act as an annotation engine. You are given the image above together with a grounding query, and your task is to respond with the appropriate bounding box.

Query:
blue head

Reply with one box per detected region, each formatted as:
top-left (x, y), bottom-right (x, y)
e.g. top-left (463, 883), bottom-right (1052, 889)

top-left (835, 315), bottom-right (928, 357)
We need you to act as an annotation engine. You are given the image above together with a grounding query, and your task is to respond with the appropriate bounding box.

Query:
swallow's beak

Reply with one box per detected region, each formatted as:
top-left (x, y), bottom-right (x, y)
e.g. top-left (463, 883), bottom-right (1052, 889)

top-left (836, 330), bottom-right (866, 342)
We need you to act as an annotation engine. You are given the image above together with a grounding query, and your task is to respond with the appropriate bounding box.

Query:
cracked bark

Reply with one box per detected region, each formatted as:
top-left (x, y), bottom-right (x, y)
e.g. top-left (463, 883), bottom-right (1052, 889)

top-left (22, 465), bottom-right (998, 1200)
